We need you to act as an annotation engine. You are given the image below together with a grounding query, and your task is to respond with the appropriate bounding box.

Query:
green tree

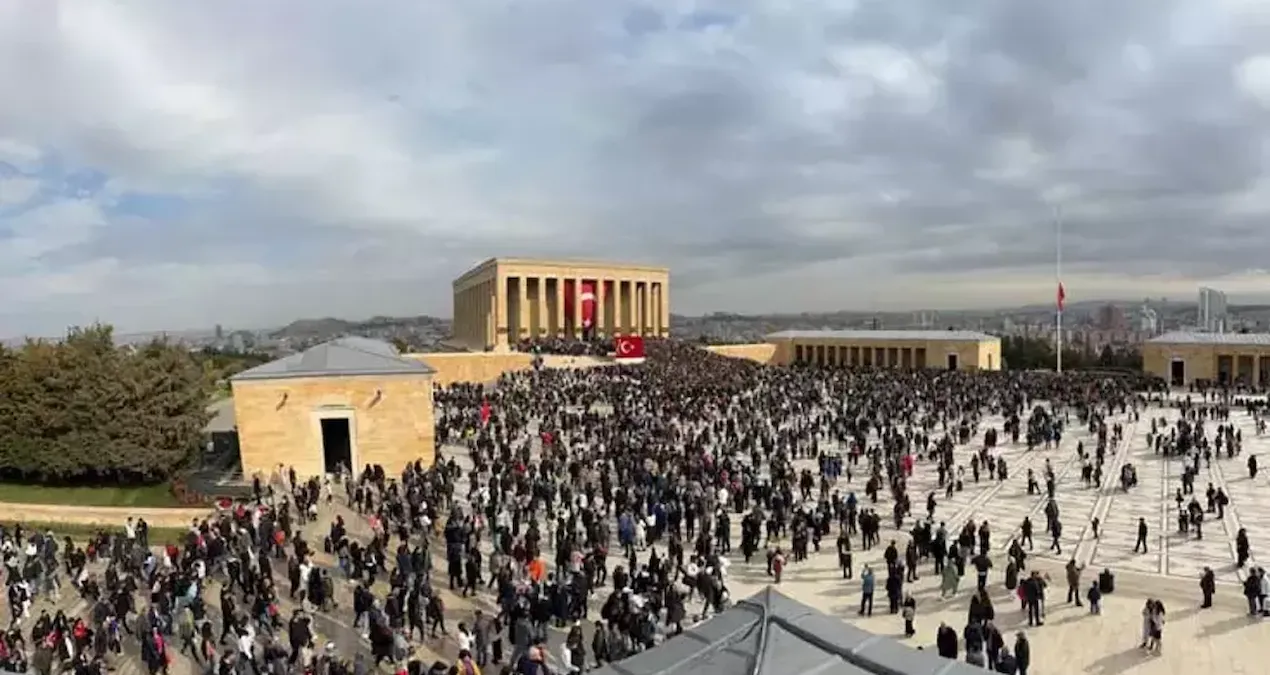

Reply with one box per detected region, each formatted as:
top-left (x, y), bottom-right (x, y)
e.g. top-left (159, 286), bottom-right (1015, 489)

top-left (1001, 335), bottom-right (1101, 371)
top-left (0, 324), bottom-right (211, 484)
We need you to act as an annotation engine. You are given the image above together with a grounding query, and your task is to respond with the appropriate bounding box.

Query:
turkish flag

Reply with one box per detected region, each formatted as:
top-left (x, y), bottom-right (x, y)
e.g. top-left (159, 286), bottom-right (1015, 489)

top-left (479, 399), bottom-right (491, 426)
top-left (1057, 282), bottom-right (1066, 312)
top-left (579, 281), bottom-right (596, 328)
top-left (615, 335), bottom-right (645, 362)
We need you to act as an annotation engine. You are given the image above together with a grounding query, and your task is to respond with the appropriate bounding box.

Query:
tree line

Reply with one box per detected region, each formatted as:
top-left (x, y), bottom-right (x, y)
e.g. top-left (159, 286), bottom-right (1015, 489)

top-left (1001, 335), bottom-right (1143, 371)
top-left (0, 324), bottom-right (212, 485)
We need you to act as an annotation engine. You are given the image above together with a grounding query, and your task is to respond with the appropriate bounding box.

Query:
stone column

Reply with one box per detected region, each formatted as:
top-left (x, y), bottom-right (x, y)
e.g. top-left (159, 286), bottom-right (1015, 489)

top-left (463, 286), bottom-right (472, 347)
top-left (554, 277), bottom-right (566, 338)
top-left (596, 279), bottom-right (607, 336)
top-left (613, 280), bottom-right (625, 335)
top-left (652, 282), bottom-right (662, 335)
top-left (650, 281), bottom-right (659, 336)
top-left (477, 282), bottom-right (486, 349)
top-left (487, 280), bottom-right (496, 349)
top-left (453, 287), bottom-right (462, 345)
top-left (631, 281), bottom-right (641, 335)
top-left (461, 287), bottom-right (469, 346)
top-left (642, 280), bottom-right (653, 335)
top-left (517, 277), bottom-right (529, 340)
top-left (495, 277), bottom-right (508, 350)
top-left (469, 284), bottom-right (479, 348)
top-left (660, 280), bottom-right (670, 336)
top-left (536, 277), bottom-right (548, 337)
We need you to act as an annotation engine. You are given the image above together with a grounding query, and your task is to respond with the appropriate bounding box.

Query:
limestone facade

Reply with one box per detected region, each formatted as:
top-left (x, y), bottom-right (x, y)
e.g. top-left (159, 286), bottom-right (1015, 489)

top-left (766, 330), bottom-right (1002, 371)
top-left (705, 343), bottom-right (778, 364)
top-left (232, 374), bottom-right (435, 479)
top-left (451, 257), bottom-right (671, 351)
top-left (409, 352), bottom-right (536, 386)
top-left (1143, 332), bottom-right (1270, 386)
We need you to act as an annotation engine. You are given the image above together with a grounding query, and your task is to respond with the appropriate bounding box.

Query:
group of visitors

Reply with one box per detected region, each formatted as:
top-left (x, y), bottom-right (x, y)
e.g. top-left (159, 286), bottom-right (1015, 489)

top-left (6, 337), bottom-right (1268, 675)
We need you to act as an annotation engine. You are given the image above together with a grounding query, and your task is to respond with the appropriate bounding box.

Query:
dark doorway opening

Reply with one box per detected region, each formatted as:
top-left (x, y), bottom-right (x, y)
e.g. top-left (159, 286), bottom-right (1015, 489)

top-left (320, 417), bottom-right (352, 475)
top-left (946, 353), bottom-right (958, 371)
top-left (1170, 360), bottom-right (1185, 387)
top-left (1216, 355), bottom-right (1232, 386)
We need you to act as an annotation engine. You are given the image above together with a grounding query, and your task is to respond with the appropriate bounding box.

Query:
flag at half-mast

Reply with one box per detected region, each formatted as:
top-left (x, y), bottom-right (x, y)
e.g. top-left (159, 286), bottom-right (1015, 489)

top-left (1057, 282), bottom-right (1066, 312)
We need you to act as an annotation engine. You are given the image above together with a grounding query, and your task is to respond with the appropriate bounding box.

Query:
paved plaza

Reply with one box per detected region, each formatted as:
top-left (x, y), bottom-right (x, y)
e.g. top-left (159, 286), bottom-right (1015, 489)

top-left (802, 401), bottom-right (1269, 586)
top-left (735, 401), bottom-right (1269, 674)
top-left (436, 397), bottom-right (1269, 674)
top-left (803, 399), bottom-right (1269, 673)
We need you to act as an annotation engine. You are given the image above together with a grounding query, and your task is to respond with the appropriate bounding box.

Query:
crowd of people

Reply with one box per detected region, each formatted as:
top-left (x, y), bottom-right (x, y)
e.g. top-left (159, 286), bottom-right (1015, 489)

top-left (510, 338), bottom-right (611, 357)
top-left (5, 338), bottom-right (1267, 675)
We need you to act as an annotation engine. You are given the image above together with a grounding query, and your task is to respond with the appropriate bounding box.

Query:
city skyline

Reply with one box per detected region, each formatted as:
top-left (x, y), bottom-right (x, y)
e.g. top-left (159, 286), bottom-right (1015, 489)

top-left (5, 2), bottom-right (1270, 335)
top-left (5, 291), bottom-right (1257, 344)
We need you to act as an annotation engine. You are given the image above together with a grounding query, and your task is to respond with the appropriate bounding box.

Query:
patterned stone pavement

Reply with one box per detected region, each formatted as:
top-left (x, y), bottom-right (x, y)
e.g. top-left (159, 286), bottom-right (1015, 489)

top-left (424, 399), bottom-right (1270, 675)
top-left (869, 403), bottom-right (1270, 586)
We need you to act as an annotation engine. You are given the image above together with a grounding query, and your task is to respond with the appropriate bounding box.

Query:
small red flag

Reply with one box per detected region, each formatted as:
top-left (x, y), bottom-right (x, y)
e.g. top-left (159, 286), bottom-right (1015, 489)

top-left (479, 399), bottom-right (491, 426)
top-left (1057, 283), bottom-right (1066, 312)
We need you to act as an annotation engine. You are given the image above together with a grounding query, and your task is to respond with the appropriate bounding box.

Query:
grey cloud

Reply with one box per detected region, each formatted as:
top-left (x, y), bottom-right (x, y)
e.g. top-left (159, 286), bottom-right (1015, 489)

top-left (5, 0), bottom-right (1270, 333)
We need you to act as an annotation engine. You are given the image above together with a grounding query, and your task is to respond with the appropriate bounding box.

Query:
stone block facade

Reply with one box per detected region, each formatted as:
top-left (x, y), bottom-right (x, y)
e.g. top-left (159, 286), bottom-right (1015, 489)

top-left (768, 334), bottom-right (1002, 371)
top-left (1142, 341), bottom-right (1270, 386)
top-left (705, 343), bottom-right (778, 363)
top-left (451, 257), bottom-right (670, 350)
top-left (232, 374), bottom-right (435, 480)
top-left (410, 352), bottom-right (536, 386)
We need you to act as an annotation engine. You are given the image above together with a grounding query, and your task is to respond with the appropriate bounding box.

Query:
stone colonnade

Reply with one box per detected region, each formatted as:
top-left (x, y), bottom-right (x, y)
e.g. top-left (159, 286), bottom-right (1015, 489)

top-left (1142, 342), bottom-right (1270, 386)
top-left (794, 343), bottom-right (932, 369)
top-left (771, 335), bottom-right (1001, 371)
top-left (452, 259), bottom-right (670, 351)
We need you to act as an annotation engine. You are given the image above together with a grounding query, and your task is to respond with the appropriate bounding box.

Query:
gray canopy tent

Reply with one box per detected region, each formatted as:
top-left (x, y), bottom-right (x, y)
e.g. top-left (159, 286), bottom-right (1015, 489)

top-left (590, 588), bottom-right (982, 675)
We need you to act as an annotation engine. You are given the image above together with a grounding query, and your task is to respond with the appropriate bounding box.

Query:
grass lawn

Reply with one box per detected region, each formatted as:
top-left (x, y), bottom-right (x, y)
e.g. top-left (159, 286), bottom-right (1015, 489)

top-left (0, 483), bottom-right (181, 508)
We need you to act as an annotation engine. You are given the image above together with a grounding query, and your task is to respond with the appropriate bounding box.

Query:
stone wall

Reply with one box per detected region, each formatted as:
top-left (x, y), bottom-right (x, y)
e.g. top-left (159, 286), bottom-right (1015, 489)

top-left (1143, 341), bottom-right (1270, 385)
top-left (2, 503), bottom-right (212, 529)
top-left (705, 343), bottom-right (777, 364)
top-left (411, 352), bottom-right (536, 385)
top-left (769, 337), bottom-right (1002, 370)
top-left (232, 374), bottom-right (435, 478)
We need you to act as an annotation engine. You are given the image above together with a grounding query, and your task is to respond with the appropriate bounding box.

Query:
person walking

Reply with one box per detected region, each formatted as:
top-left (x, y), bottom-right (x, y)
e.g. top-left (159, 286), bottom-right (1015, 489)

top-left (900, 594), bottom-right (916, 638)
top-left (1199, 567), bottom-right (1216, 608)
top-left (859, 565), bottom-right (875, 616)
top-left (1134, 518), bottom-right (1149, 553)
top-left (1014, 631), bottom-right (1030, 675)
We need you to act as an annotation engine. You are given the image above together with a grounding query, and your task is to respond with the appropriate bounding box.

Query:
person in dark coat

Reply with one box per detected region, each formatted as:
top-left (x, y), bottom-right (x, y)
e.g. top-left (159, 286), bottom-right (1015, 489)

top-left (994, 646), bottom-right (1017, 674)
top-left (1014, 631), bottom-right (1031, 675)
top-left (935, 622), bottom-right (958, 660)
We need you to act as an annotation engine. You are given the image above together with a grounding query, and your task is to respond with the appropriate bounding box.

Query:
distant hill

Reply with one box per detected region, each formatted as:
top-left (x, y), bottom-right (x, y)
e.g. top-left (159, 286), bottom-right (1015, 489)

top-left (269, 315), bottom-right (448, 340)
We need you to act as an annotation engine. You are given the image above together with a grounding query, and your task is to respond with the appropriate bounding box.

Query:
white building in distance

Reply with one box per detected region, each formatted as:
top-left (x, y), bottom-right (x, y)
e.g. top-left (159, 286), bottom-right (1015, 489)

top-left (1198, 287), bottom-right (1228, 333)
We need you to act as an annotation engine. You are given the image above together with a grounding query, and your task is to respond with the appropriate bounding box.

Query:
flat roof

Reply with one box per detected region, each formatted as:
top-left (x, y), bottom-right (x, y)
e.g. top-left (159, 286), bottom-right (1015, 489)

top-left (1147, 331), bottom-right (1270, 346)
top-left (232, 337), bottom-right (435, 382)
top-left (453, 257), bottom-right (669, 286)
top-left (767, 329), bottom-right (998, 343)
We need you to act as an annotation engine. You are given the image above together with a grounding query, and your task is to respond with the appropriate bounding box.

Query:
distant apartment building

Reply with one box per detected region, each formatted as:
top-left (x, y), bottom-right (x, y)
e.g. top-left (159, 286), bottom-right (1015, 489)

top-left (1094, 304), bottom-right (1127, 331)
top-left (1198, 287), bottom-right (1228, 333)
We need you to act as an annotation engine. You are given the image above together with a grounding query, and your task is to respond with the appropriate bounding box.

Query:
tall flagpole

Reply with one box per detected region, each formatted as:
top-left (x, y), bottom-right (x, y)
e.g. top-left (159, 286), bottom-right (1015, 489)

top-left (1056, 206), bottom-right (1063, 374)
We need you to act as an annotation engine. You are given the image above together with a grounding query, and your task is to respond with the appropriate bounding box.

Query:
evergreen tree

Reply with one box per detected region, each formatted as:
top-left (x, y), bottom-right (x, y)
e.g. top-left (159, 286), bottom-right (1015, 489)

top-left (0, 324), bottom-right (211, 484)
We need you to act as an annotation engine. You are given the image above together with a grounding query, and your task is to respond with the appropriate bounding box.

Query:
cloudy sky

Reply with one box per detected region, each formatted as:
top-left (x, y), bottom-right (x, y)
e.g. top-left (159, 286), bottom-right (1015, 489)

top-left (3, 0), bottom-right (1270, 336)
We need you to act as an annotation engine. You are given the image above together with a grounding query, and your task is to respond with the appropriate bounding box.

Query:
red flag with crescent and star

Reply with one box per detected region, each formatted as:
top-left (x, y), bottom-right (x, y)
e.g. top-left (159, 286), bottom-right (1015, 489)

top-left (614, 335), bottom-right (645, 363)
top-left (479, 399), bottom-right (491, 426)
